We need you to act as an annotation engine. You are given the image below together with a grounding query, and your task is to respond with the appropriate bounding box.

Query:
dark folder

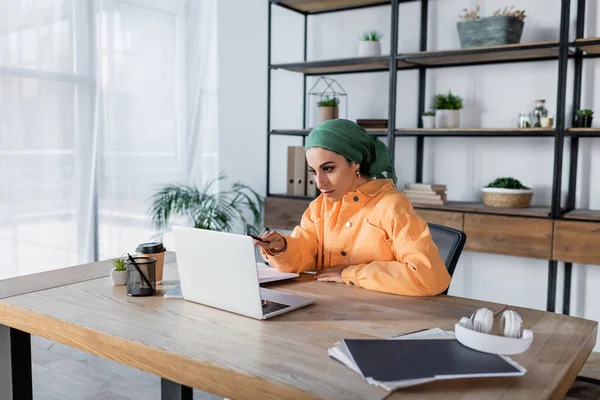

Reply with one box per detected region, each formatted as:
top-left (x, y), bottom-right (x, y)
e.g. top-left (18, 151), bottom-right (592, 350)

top-left (343, 338), bottom-right (522, 382)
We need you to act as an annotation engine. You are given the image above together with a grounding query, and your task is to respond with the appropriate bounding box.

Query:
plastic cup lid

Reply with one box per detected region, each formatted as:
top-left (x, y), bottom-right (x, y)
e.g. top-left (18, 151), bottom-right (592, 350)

top-left (136, 242), bottom-right (166, 254)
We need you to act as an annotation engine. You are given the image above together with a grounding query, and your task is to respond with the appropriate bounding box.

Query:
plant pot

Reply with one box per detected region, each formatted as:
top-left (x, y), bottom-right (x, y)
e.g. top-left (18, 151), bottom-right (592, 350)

top-left (457, 16), bottom-right (524, 48)
top-left (421, 115), bottom-right (435, 129)
top-left (318, 106), bottom-right (338, 123)
top-left (358, 40), bottom-right (381, 57)
top-left (435, 110), bottom-right (460, 129)
top-left (579, 116), bottom-right (593, 127)
top-left (481, 187), bottom-right (533, 208)
top-left (111, 269), bottom-right (127, 286)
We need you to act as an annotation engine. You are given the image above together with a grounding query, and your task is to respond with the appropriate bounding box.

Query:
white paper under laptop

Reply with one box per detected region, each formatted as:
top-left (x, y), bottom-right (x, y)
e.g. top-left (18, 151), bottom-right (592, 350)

top-left (171, 225), bottom-right (314, 319)
top-left (165, 264), bottom-right (299, 298)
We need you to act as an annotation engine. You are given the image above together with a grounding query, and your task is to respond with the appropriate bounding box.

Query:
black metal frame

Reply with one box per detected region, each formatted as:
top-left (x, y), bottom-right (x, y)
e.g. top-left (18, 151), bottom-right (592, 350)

top-left (266, 0), bottom-right (600, 314)
top-left (161, 379), bottom-right (193, 400)
top-left (0, 325), bottom-right (32, 400)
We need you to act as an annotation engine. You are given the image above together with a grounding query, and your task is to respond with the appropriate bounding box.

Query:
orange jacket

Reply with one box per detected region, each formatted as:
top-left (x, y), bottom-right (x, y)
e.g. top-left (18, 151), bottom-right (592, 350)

top-left (261, 179), bottom-right (451, 296)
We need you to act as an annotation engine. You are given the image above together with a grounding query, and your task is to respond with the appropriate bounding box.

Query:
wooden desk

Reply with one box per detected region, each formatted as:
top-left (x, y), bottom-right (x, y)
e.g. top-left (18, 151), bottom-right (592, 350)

top-left (0, 254), bottom-right (596, 399)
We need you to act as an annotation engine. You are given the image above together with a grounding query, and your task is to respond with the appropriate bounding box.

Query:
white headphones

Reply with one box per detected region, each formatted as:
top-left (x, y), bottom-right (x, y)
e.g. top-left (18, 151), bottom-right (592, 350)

top-left (454, 308), bottom-right (533, 355)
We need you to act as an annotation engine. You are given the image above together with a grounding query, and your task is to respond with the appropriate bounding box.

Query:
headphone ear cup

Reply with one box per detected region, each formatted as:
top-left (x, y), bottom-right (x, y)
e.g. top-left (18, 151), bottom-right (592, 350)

top-left (501, 310), bottom-right (523, 338)
top-left (471, 308), bottom-right (493, 334)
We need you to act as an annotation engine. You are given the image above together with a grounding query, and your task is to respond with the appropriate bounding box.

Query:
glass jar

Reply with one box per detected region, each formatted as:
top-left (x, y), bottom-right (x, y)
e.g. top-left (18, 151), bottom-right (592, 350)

top-left (518, 112), bottom-right (531, 128)
top-left (531, 99), bottom-right (548, 127)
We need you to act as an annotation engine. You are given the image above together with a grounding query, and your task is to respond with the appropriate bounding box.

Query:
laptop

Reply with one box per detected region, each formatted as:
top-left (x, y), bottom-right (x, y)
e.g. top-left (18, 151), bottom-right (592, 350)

top-left (171, 225), bottom-right (315, 319)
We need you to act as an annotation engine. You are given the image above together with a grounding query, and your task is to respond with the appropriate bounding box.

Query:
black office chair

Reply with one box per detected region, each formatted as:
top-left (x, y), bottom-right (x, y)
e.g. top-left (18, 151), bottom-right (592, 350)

top-left (428, 223), bottom-right (467, 295)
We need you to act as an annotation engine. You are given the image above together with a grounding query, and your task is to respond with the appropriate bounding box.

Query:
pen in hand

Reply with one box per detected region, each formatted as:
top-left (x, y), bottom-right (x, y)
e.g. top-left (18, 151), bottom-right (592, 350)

top-left (247, 233), bottom-right (268, 243)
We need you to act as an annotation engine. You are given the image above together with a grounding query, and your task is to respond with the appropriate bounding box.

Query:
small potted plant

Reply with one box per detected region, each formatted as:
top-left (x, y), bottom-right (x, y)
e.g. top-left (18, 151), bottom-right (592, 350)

top-left (434, 91), bottom-right (463, 129)
top-left (481, 177), bottom-right (533, 208)
top-left (421, 111), bottom-right (436, 129)
top-left (575, 109), bottom-right (594, 128)
top-left (317, 96), bottom-right (339, 123)
top-left (110, 256), bottom-right (127, 286)
top-left (358, 30), bottom-right (382, 57)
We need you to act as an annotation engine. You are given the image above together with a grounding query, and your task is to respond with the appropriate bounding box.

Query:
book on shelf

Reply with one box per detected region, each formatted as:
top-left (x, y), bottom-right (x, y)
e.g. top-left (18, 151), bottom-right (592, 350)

top-left (328, 328), bottom-right (526, 392)
top-left (357, 119), bottom-right (388, 129)
top-left (402, 183), bottom-right (447, 205)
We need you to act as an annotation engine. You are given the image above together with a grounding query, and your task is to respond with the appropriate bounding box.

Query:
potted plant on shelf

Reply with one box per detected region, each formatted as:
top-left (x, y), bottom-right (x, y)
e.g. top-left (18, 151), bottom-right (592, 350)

top-left (481, 177), bottom-right (533, 208)
top-left (421, 111), bottom-right (436, 129)
top-left (317, 96), bottom-right (339, 123)
top-left (434, 91), bottom-right (463, 129)
top-left (574, 109), bottom-right (594, 128)
top-left (110, 256), bottom-right (127, 286)
top-left (358, 30), bottom-right (382, 57)
top-left (457, 6), bottom-right (526, 49)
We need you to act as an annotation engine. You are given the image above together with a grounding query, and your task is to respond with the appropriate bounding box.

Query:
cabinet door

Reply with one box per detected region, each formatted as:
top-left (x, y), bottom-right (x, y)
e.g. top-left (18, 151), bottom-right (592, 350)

top-left (416, 210), bottom-right (463, 231)
top-left (553, 220), bottom-right (600, 265)
top-left (464, 214), bottom-right (553, 259)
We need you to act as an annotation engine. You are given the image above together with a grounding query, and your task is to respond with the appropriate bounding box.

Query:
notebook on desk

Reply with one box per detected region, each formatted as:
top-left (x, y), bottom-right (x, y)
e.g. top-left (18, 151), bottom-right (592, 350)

top-left (329, 328), bottom-right (526, 391)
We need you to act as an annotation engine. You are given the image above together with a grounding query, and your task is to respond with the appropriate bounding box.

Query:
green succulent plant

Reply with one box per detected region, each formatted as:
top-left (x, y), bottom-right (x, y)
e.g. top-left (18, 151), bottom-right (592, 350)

top-left (434, 91), bottom-right (463, 110)
top-left (317, 96), bottom-right (339, 107)
top-left (111, 257), bottom-right (126, 272)
top-left (361, 30), bottom-right (383, 41)
top-left (486, 177), bottom-right (530, 190)
top-left (576, 109), bottom-right (594, 117)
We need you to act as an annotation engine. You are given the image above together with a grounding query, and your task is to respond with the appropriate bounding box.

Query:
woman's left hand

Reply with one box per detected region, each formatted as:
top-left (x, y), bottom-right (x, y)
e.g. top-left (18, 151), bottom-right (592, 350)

top-left (315, 266), bottom-right (347, 283)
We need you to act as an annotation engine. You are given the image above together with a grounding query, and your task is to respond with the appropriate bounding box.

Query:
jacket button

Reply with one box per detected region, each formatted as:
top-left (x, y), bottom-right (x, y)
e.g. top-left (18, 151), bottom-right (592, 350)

top-left (353, 196), bottom-right (359, 201)
top-left (341, 251), bottom-right (347, 256)
top-left (346, 221), bottom-right (352, 228)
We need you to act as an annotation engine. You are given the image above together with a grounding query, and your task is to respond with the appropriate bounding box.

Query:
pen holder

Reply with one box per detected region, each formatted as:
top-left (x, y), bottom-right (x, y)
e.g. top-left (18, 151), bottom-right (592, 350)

top-left (126, 256), bottom-right (157, 297)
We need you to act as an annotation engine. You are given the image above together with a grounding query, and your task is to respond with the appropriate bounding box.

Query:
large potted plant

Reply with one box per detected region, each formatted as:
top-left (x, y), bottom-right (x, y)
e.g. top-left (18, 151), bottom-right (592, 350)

top-left (434, 91), bottom-right (463, 129)
top-left (148, 172), bottom-right (264, 235)
top-left (358, 30), bottom-right (382, 57)
top-left (481, 177), bottom-right (533, 208)
top-left (317, 96), bottom-right (339, 124)
top-left (457, 6), bottom-right (526, 48)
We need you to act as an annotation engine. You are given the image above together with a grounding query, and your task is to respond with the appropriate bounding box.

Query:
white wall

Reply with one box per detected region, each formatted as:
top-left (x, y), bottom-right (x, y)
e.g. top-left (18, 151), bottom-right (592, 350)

top-left (217, 0), bottom-right (600, 350)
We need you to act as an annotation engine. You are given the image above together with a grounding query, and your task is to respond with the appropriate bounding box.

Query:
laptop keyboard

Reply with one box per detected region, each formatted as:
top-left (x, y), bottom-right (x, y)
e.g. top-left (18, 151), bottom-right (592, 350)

top-left (262, 300), bottom-right (290, 314)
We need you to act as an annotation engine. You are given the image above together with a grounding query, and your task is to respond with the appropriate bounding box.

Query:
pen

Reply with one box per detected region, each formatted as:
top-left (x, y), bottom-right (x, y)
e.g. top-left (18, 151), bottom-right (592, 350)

top-left (247, 233), bottom-right (268, 243)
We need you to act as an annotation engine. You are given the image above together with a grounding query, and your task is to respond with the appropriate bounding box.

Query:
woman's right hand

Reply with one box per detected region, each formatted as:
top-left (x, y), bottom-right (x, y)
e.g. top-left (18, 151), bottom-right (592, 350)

top-left (253, 231), bottom-right (286, 254)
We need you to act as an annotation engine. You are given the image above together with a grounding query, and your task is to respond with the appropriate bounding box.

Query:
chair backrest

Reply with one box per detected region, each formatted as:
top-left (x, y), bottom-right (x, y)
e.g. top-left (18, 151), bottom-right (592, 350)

top-left (428, 223), bottom-right (467, 285)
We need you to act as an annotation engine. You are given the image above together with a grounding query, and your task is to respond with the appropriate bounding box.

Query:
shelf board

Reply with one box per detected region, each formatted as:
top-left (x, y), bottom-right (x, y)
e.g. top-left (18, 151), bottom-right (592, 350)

top-left (412, 201), bottom-right (551, 218)
top-left (271, 56), bottom-right (390, 75)
top-left (574, 38), bottom-right (600, 55)
top-left (562, 209), bottom-right (600, 222)
top-left (272, 0), bottom-right (390, 14)
top-left (566, 128), bottom-right (600, 137)
top-left (396, 128), bottom-right (555, 137)
top-left (270, 129), bottom-right (387, 137)
top-left (397, 41), bottom-right (561, 69)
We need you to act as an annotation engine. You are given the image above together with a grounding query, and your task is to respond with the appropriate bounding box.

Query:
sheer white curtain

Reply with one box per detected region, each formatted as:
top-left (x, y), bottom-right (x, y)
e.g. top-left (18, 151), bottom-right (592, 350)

top-left (0, 0), bottom-right (217, 279)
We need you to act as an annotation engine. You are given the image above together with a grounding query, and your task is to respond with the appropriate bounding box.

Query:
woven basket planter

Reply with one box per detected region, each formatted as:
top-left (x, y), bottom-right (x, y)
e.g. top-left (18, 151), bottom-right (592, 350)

top-left (481, 188), bottom-right (533, 208)
top-left (457, 16), bottom-right (524, 48)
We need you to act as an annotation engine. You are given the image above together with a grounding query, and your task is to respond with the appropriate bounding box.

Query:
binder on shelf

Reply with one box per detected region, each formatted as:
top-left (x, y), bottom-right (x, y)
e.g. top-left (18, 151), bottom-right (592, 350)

top-left (306, 163), bottom-right (317, 197)
top-left (287, 146), bottom-right (306, 196)
top-left (286, 146), bottom-right (296, 195)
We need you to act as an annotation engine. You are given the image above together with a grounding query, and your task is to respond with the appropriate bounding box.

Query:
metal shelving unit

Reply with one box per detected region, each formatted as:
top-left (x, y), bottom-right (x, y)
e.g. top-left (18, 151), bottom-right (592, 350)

top-left (265, 0), bottom-right (597, 313)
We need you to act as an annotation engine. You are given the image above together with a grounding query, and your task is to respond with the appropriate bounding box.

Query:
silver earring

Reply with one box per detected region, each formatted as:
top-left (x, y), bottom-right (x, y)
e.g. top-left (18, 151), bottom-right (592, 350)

top-left (356, 170), bottom-right (360, 177)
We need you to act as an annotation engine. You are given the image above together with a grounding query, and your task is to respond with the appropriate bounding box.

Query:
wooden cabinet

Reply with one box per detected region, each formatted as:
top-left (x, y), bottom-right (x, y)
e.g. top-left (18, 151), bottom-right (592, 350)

top-left (416, 210), bottom-right (463, 231)
top-left (553, 220), bottom-right (600, 265)
top-left (463, 214), bottom-right (553, 260)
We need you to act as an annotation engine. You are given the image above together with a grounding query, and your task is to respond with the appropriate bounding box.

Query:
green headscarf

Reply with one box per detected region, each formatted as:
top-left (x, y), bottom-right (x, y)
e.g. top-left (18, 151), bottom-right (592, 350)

top-left (305, 119), bottom-right (397, 183)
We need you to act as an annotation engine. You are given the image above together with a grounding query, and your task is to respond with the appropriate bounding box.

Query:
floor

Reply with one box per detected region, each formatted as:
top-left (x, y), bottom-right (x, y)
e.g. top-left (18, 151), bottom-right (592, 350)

top-left (31, 335), bottom-right (599, 400)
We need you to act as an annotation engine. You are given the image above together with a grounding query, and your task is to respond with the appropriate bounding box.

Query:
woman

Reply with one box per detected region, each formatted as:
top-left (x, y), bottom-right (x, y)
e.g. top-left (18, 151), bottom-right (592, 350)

top-left (254, 119), bottom-right (451, 296)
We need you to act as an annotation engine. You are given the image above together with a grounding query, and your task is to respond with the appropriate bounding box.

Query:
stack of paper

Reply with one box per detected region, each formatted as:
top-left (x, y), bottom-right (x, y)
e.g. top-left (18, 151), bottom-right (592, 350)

top-left (402, 183), bottom-right (447, 205)
top-left (328, 328), bottom-right (526, 391)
